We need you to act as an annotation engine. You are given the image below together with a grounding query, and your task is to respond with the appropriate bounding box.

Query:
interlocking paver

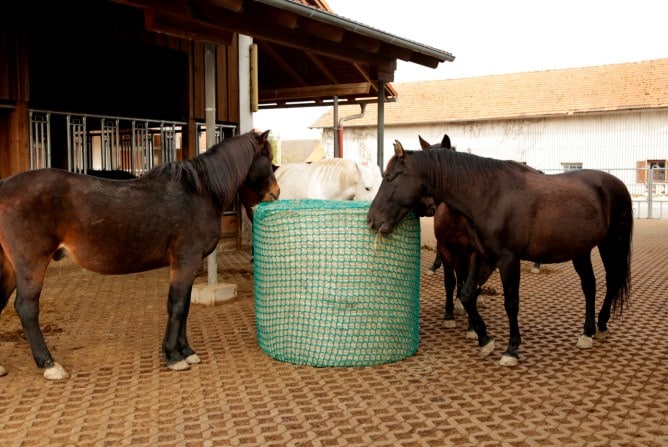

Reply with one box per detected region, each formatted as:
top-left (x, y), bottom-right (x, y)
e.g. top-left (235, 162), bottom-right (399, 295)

top-left (0, 220), bottom-right (666, 446)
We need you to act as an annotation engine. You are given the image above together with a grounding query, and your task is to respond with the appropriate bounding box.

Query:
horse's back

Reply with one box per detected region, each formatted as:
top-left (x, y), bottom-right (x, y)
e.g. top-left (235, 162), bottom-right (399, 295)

top-left (276, 158), bottom-right (376, 200)
top-left (275, 163), bottom-right (312, 199)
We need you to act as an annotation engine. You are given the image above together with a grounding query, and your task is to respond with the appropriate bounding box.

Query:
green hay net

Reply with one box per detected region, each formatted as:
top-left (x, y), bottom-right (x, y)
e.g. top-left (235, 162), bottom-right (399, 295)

top-left (253, 199), bottom-right (421, 367)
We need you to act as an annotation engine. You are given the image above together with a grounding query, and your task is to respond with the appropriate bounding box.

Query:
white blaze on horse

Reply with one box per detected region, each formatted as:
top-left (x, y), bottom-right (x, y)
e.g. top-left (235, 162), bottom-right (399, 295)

top-left (275, 158), bottom-right (382, 201)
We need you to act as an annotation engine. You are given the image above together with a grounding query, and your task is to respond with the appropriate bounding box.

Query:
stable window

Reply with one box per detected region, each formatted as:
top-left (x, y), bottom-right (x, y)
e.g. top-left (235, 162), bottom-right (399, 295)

top-left (636, 159), bottom-right (667, 183)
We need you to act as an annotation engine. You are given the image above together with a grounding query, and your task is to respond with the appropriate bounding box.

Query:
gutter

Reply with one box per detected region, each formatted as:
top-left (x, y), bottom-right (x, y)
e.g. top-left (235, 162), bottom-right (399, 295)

top-left (337, 104), bottom-right (367, 158)
top-left (252, 0), bottom-right (455, 65)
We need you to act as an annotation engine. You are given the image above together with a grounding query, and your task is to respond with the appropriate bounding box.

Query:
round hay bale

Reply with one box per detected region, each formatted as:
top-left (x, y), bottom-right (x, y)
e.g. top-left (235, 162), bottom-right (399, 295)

top-left (253, 199), bottom-right (420, 367)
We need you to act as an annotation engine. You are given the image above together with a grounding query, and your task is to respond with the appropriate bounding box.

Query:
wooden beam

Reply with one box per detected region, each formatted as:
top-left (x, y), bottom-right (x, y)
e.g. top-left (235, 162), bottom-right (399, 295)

top-left (260, 82), bottom-right (371, 101)
top-left (299, 19), bottom-right (345, 43)
top-left (203, 0), bottom-right (245, 13)
top-left (144, 9), bottom-right (234, 45)
top-left (113, 0), bottom-right (191, 16)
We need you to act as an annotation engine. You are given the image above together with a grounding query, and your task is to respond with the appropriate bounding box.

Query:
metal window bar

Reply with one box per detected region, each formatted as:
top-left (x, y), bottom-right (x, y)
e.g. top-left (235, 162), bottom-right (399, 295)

top-left (101, 118), bottom-right (121, 170)
top-left (160, 123), bottom-right (177, 163)
top-left (29, 111), bottom-right (51, 169)
top-left (131, 120), bottom-right (151, 175)
top-left (66, 115), bottom-right (88, 173)
top-left (196, 123), bottom-right (236, 153)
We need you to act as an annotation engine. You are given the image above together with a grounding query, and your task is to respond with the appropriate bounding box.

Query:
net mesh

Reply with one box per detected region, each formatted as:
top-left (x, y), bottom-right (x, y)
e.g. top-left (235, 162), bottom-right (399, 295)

top-left (253, 199), bottom-right (421, 367)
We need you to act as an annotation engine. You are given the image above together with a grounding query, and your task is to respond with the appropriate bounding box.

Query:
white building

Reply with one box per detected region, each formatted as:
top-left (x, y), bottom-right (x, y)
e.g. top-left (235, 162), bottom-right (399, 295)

top-left (311, 58), bottom-right (668, 198)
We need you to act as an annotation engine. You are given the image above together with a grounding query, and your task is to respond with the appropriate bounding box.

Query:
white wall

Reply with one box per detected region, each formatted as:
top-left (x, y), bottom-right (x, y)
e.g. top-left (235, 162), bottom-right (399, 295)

top-left (323, 111), bottom-right (668, 182)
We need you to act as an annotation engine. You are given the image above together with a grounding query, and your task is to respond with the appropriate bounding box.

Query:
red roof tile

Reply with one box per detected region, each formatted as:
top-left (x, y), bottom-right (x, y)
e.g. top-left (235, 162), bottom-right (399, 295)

top-left (311, 58), bottom-right (668, 128)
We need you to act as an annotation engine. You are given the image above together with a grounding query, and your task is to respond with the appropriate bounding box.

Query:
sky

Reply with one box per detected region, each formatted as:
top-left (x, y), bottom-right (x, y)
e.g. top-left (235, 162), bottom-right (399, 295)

top-left (254, 0), bottom-right (668, 139)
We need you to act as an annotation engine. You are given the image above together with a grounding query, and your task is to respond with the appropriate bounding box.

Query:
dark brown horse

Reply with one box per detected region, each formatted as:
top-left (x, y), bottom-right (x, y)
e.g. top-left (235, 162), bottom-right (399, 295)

top-left (417, 135), bottom-right (485, 330)
top-left (368, 141), bottom-right (632, 366)
top-left (0, 130), bottom-right (280, 379)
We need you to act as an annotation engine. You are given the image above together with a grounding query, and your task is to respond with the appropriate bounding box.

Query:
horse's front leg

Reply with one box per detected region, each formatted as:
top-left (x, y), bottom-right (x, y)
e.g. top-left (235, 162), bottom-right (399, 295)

top-left (572, 253), bottom-right (597, 349)
top-left (460, 254), bottom-right (496, 356)
top-left (497, 256), bottom-right (521, 366)
top-left (177, 286), bottom-right (201, 365)
top-left (163, 267), bottom-right (199, 371)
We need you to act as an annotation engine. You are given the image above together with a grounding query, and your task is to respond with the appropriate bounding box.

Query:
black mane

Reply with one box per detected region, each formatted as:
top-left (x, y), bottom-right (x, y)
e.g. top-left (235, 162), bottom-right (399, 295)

top-left (146, 132), bottom-right (261, 205)
top-left (407, 149), bottom-right (535, 194)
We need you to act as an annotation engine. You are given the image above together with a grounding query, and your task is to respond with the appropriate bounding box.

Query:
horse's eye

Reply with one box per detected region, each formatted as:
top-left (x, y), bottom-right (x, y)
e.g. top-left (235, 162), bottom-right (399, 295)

top-left (384, 172), bottom-right (398, 182)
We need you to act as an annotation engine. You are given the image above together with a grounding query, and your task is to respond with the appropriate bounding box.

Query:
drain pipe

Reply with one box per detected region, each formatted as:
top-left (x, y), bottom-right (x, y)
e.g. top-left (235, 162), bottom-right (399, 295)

top-left (337, 103), bottom-right (366, 159)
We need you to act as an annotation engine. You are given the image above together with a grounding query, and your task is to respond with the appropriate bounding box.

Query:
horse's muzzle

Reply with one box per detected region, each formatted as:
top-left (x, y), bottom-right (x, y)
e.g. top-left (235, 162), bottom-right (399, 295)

top-left (366, 216), bottom-right (392, 234)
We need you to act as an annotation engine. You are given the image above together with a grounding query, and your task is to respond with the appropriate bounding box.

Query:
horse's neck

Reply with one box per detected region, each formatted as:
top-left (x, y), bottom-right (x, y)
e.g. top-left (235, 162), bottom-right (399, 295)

top-left (418, 153), bottom-right (493, 217)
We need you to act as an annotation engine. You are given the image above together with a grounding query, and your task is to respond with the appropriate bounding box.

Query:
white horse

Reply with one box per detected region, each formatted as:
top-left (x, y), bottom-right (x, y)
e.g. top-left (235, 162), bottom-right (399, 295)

top-left (275, 158), bottom-right (382, 201)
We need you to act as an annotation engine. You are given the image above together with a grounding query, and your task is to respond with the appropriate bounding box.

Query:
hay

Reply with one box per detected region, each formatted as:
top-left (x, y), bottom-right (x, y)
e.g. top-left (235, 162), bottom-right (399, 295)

top-left (253, 199), bottom-right (421, 367)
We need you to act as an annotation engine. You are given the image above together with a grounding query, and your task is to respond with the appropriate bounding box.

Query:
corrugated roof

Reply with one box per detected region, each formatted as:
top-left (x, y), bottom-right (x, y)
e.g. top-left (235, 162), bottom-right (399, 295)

top-left (311, 58), bottom-right (668, 128)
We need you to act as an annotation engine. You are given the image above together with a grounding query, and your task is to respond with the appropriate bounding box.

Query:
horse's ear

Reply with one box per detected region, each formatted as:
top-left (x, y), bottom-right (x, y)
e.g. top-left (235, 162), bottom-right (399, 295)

top-left (440, 134), bottom-right (452, 149)
top-left (393, 140), bottom-right (405, 157)
top-left (418, 136), bottom-right (431, 150)
top-left (259, 130), bottom-right (271, 144)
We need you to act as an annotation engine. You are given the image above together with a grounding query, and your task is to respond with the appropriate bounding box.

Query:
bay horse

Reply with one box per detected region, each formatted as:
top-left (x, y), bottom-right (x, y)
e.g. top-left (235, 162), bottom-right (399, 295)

top-left (367, 141), bottom-right (632, 366)
top-left (0, 130), bottom-right (280, 380)
top-left (275, 158), bottom-right (383, 201)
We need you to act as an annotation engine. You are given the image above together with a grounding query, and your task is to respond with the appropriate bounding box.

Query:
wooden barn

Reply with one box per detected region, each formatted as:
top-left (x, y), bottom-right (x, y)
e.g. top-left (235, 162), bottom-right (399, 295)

top-left (312, 58), bottom-right (668, 203)
top-left (0, 0), bottom-right (453, 245)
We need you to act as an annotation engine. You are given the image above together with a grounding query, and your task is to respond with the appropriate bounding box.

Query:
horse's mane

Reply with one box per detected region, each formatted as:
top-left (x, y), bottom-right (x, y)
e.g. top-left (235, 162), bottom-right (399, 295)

top-left (146, 132), bottom-right (262, 205)
top-left (408, 149), bottom-right (535, 193)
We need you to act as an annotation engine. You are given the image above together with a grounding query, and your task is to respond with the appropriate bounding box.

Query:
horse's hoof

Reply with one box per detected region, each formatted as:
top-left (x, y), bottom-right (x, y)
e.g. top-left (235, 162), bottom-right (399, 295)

top-left (168, 360), bottom-right (191, 371)
top-left (576, 335), bottom-right (594, 349)
top-left (477, 296), bottom-right (486, 308)
top-left (44, 363), bottom-right (69, 380)
top-left (499, 354), bottom-right (519, 367)
top-left (185, 354), bottom-right (201, 365)
top-left (480, 339), bottom-right (495, 357)
top-left (425, 269), bottom-right (435, 276)
top-left (466, 330), bottom-right (478, 340)
top-left (0, 365), bottom-right (7, 377)
top-left (443, 319), bottom-right (456, 329)
top-left (455, 301), bottom-right (465, 315)
top-left (531, 267), bottom-right (540, 274)
top-left (595, 329), bottom-right (608, 340)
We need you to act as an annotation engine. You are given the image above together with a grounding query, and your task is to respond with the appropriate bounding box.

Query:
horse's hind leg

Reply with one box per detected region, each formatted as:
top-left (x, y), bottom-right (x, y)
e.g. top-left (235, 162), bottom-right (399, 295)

top-left (497, 257), bottom-right (522, 366)
top-left (572, 253), bottom-right (597, 349)
top-left (595, 241), bottom-right (626, 338)
top-left (13, 261), bottom-right (68, 379)
top-left (0, 254), bottom-right (17, 377)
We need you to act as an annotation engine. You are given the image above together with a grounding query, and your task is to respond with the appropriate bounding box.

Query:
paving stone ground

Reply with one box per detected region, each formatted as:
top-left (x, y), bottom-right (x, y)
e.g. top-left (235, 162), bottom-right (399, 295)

top-left (0, 219), bottom-right (666, 446)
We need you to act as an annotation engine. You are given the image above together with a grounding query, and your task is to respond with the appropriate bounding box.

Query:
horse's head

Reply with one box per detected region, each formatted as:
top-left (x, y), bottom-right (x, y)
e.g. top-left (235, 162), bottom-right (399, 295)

top-left (354, 163), bottom-right (383, 201)
top-left (410, 134), bottom-right (454, 216)
top-left (367, 140), bottom-right (426, 234)
top-left (240, 130), bottom-right (280, 212)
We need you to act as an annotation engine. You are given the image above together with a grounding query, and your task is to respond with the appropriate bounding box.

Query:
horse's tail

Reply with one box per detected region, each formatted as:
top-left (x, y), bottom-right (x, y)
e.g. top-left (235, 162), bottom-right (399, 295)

top-left (603, 185), bottom-right (633, 316)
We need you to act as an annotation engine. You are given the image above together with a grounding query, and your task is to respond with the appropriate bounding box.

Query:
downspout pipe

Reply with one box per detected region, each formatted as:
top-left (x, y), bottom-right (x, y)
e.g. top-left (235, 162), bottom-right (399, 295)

top-left (337, 103), bottom-right (366, 159)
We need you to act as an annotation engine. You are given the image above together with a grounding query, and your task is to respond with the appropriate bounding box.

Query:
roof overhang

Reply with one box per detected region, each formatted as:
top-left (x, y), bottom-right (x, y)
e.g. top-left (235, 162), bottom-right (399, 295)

top-left (113, 0), bottom-right (454, 108)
